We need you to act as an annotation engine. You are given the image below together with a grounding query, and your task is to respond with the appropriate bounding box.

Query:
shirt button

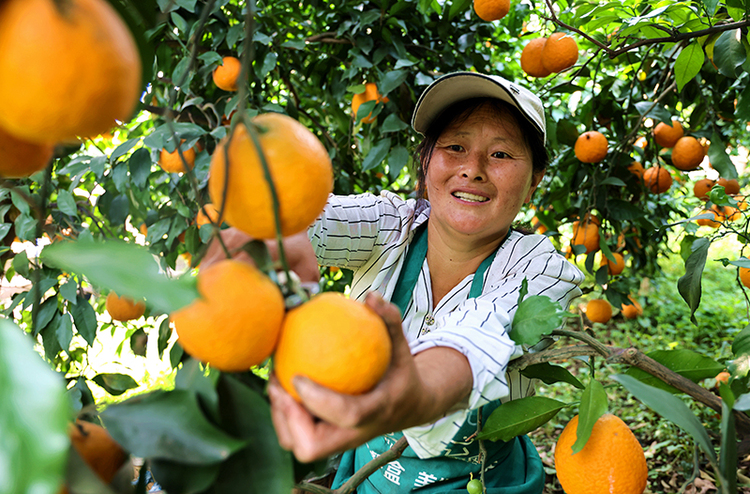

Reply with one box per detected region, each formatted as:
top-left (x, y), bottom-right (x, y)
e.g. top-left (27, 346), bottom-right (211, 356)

top-left (425, 314), bottom-right (435, 326)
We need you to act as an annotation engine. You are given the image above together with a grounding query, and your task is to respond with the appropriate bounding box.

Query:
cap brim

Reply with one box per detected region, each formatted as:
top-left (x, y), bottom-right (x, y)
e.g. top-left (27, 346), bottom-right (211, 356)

top-left (411, 72), bottom-right (545, 141)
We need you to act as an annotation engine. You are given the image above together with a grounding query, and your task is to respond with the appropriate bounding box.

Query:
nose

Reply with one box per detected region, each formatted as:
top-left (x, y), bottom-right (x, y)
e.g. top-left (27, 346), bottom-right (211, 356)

top-left (460, 152), bottom-right (488, 181)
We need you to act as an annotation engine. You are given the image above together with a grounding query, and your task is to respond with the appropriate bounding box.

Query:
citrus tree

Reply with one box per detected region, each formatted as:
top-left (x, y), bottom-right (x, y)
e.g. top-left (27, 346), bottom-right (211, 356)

top-left (1, 0), bottom-right (750, 492)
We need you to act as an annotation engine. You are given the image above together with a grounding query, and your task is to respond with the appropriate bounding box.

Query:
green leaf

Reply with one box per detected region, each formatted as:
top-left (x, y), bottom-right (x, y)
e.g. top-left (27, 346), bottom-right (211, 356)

top-left (713, 29), bottom-right (746, 78)
top-left (379, 69), bottom-right (409, 96)
top-left (41, 239), bottom-right (198, 314)
top-left (59, 280), bottom-right (77, 304)
top-left (677, 237), bottom-right (709, 324)
top-left (572, 380), bottom-right (608, 453)
top-left (129, 147), bottom-right (152, 188)
top-left (707, 132), bottom-right (737, 179)
top-left (612, 374), bottom-right (717, 464)
top-left (202, 375), bottom-right (294, 493)
top-left (12, 250), bottom-right (29, 279)
top-left (478, 396), bottom-right (567, 442)
top-left (732, 324), bottom-right (750, 357)
top-left (101, 389), bottom-right (246, 464)
top-left (511, 294), bottom-right (564, 346)
top-left (606, 199), bottom-right (645, 220)
top-left (624, 349), bottom-right (725, 393)
top-left (381, 114), bottom-right (408, 133)
top-left (70, 294), bottom-right (97, 346)
top-left (56, 189), bottom-right (78, 217)
top-left (736, 83), bottom-right (750, 122)
top-left (674, 42), bottom-right (704, 92)
top-left (56, 312), bottom-right (73, 351)
top-left (157, 316), bottom-right (172, 358)
top-left (520, 362), bottom-right (584, 389)
top-left (0, 317), bottom-right (69, 494)
top-left (175, 358), bottom-right (221, 423)
top-left (720, 389), bottom-right (737, 492)
top-left (600, 177), bottom-right (626, 186)
top-left (110, 137), bottom-right (139, 161)
top-left (92, 373), bottom-right (139, 396)
top-left (634, 102), bottom-right (672, 122)
top-left (448, 0), bottom-right (472, 19)
top-left (362, 138), bottom-right (392, 172)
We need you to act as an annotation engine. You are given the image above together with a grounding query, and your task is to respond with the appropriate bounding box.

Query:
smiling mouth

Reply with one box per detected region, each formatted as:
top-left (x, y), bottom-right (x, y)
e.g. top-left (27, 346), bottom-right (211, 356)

top-left (452, 191), bottom-right (489, 203)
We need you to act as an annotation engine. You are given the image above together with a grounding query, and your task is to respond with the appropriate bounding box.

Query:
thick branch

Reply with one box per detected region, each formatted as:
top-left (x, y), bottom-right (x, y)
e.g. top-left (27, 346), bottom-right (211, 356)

top-left (508, 345), bottom-right (602, 372)
top-left (609, 348), bottom-right (750, 433)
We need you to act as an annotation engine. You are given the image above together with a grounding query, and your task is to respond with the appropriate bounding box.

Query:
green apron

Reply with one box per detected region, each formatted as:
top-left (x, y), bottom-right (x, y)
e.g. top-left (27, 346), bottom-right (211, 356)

top-left (331, 223), bottom-right (545, 493)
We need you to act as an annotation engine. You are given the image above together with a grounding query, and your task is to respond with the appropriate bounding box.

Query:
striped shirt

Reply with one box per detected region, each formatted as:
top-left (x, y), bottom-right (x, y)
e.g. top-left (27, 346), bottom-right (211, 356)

top-left (308, 191), bottom-right (584, 459)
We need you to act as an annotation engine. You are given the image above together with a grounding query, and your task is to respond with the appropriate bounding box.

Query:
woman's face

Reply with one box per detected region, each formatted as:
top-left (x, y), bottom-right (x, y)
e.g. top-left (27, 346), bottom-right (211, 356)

top-left (424, 101), bottom-right (544, 244)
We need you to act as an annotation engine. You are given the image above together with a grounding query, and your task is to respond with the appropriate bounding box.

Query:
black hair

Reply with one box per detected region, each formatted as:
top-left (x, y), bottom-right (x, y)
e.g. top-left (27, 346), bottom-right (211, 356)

top-left (414, 97), bottom-right (549, 200)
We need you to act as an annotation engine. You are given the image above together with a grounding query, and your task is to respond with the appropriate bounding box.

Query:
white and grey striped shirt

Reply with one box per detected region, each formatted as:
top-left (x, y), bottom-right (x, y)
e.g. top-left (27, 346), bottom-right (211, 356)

top-left (308, 191), bottom-right (584, 459)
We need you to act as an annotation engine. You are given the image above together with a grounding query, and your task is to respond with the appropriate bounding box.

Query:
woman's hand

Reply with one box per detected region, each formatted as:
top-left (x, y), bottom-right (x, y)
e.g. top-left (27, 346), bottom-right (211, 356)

top-left (267, 292), bottom-right (473, 463)
top-left (201, 227), bottom-right (320, 284)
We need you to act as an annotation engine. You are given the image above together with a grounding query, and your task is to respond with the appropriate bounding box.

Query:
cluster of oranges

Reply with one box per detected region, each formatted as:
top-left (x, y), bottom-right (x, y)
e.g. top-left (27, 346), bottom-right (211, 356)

top-left (169, 112), bottom-right (393, 401)
top-left (521, 33), bottom-right (579, 78)
top-left (0, 0), bottom-right (141, 178)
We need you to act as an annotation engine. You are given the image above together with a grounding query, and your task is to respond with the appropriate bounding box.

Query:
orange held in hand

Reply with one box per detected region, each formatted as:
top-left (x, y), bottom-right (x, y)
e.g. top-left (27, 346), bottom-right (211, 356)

top-left (541, 33), bottom-right (579, 73)
top-left (213, 56), bottom-right (242, 92)
top-left (555, 414), bottom-right (647, 494)
top-left (473, 0), bottom-right (510, 22)
top-left (105, 292), bottom-right (146, 322)
top-left (574, 131), bottom-right (608, 163)
top-left (0, 125), bottom-right (54, 178)
top-left (171, 259), bottom-right (285, 372)
top-left (0, 0), bottom-right (141, 144)
top-left (520, 38), bottom-right (552, 78)
top-left (351, 83), bottom-right (389, 124)
top-left (209, 113), bottom-right (333, 239)
top-left (273, 292), bottom-right (392, 401)
top-left (68, 419), bottom-right (129, 485)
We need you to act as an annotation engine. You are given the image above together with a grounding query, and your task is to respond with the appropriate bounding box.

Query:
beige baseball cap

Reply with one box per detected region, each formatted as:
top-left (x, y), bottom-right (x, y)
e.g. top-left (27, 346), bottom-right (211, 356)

top-left (411, 71), bottom-right (546, 142)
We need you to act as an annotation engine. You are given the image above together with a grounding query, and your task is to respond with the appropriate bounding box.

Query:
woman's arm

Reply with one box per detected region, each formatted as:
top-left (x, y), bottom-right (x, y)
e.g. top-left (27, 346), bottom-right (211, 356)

top-left (268, 292), bottom-right (473, 463)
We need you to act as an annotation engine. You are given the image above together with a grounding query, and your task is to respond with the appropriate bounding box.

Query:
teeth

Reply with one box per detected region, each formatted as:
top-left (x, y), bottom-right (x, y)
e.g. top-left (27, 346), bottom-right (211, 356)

top-left (453, 191), bottom-right (489, 202)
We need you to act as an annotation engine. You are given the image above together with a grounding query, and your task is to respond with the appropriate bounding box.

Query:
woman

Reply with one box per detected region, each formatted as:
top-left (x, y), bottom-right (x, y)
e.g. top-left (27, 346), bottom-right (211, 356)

top-left (209, 71), bottom-right (584, 492)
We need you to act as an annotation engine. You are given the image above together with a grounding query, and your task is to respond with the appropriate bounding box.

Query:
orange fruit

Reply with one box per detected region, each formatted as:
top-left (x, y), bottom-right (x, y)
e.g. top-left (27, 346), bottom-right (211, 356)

top-left (740, 267), bottom-right (750, 289)
top-left (695, 208), bottom-right (721, 228)
top-left (717, 177), bottom-right (740, 196)
top-left (208, 113), bottom-right (333, 239)
top-left (0, 125), bottom-right (55, 178)
top-left (627, 161), bottom-right (645, 179)
top-left (473, 0), bottom-right (510, 21)
top-left (555, 414), bottom-right (647, 494)
top-left (138, 223), bottom-right (148, 236)
top-left (642, 166), bottom-right (672, 194)
top-left (574, 131), bottom-right (608, 163)
top-left (531, 216), bottom-right (548, 234)
top-left (521, 38), bottom-right (552, 78)
top-left (715, 371), bottom-right (731, 386)
top-left (634, 136), bottom-right (648, 149)
top-left (351, 83), bottom-right (388, 124)
top-left (0, 0), bottom-right (141, 144)
top-left (159, 142), bottom-right (196, 174)
top-left (671, 136), bottom-right (705, 171)
top-left (541, 33), bottom-right (579, 73)
top-left (693, 178), bottom-right (715, 200)
top-left (720, 205), bottom-right (740, 222)
top-left (653, 119), bottom-right (684, 148)
top-left (105, 292), bottom-right (146, 322)
top-left (274, 292), bottom-right (392, 401)
top-left (196, 203), bottom-right (221, 228)
top-left (585, 298), bottom-right (612, 324)
top-left (620, 295), bottom-right (643, 319)
top-left (571, 220), bottom-right (600, 254)
top-left (600, 252), bottom-right (625, 275)
top-left (171, 259), bottom-right (285, 372)
top-left (212, 56), bottom-right (241, 92)
top-left (69, 420), bottom-right (129, 484)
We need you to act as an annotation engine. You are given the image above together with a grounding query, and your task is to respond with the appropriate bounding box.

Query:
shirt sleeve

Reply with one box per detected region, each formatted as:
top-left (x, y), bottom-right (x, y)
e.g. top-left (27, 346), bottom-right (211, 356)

top-left (403, 234), bottom-right (584, 458)
top-left (307, 192), bottom-right (414, 269)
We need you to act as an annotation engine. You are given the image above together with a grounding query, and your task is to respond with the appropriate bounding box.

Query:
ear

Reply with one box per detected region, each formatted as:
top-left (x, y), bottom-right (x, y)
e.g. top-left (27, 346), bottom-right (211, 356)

top-left (525, 169), bottom-right (546, 203)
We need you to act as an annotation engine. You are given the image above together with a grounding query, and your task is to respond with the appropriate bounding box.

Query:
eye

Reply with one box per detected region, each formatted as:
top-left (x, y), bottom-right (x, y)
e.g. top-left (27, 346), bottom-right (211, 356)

top-left (492, 151), bottom-right (511, 159)
top-left (446, 144), bottom-right (463, 152)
